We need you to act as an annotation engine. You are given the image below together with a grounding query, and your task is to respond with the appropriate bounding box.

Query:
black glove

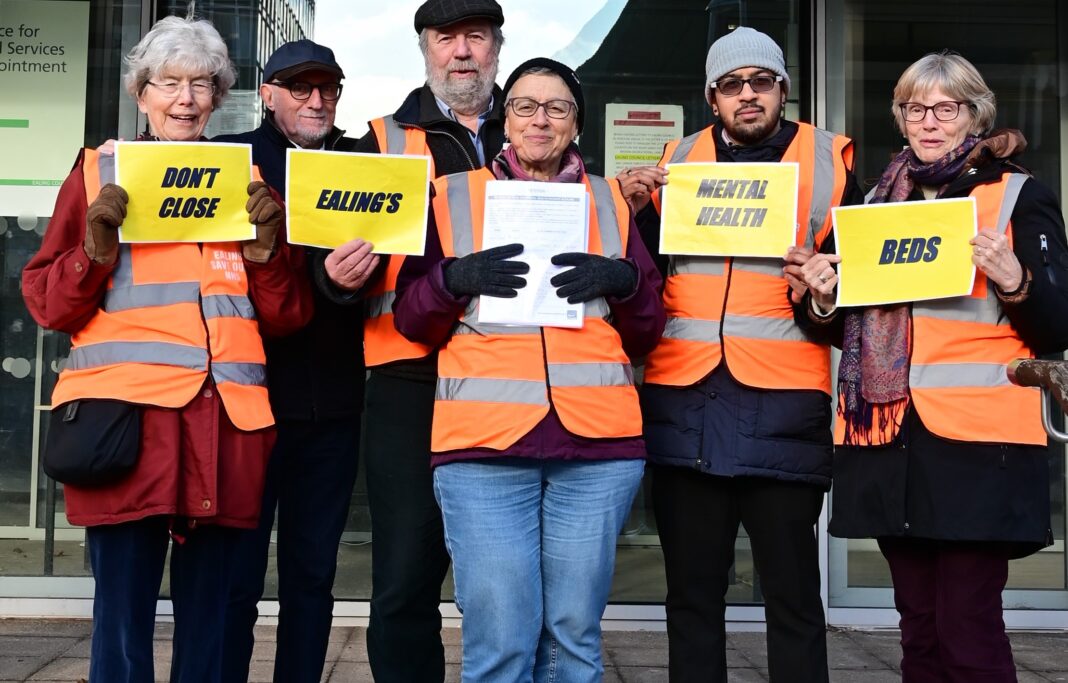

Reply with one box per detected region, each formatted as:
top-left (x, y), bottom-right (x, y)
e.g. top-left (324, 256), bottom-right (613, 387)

top-left (550, 252), bottom-right (638, 304)
top-left (444, 243), bottom-right (529, 298)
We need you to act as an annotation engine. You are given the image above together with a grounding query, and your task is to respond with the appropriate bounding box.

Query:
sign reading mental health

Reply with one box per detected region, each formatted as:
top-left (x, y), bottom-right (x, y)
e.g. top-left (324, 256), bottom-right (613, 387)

top-left (0, 0), bottom-right (90, 217)
top-left (832, 197), bottom-right (977, 307)
top-left (285, 149), bottom-right (430, 254)
top-left (114, 142), bottom-right (254, 243)
top-left (659, 162), bottom-right (799, 257)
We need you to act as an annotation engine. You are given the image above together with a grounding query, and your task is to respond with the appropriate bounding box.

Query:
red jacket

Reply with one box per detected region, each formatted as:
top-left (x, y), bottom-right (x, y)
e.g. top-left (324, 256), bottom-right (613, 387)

top-left (22, 149), bottom-right (313, 528)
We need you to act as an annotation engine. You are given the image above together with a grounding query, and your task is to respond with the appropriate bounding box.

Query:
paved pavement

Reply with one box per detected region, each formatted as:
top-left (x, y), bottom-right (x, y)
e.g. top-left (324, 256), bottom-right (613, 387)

top-left (1, 619), bottom-right (1067, 681)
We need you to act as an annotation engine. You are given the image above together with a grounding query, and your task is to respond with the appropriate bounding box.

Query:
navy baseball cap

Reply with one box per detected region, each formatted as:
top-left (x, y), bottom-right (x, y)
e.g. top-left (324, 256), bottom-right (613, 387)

top-left (263, 39), bottom-right (345, 82)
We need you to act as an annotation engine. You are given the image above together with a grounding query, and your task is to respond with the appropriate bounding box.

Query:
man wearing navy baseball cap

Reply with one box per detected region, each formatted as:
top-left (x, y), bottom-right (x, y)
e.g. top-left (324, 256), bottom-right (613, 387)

top-left (314, 1), bottom-right (506, 681)
top-left (215, 39), bottom-right (376, 683)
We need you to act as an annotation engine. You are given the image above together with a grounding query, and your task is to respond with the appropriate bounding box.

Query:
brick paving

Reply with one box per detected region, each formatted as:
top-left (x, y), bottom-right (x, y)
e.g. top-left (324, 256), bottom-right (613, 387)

top-left (1, 619), bottom-right (1066, 681)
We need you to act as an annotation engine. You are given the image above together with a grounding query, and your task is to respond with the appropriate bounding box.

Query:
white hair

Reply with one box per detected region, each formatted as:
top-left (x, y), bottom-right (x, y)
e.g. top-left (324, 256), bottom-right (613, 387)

top-left (418, 24), bottom-right (504, 60)
top-left (123, 15), bottom-right (236, 108)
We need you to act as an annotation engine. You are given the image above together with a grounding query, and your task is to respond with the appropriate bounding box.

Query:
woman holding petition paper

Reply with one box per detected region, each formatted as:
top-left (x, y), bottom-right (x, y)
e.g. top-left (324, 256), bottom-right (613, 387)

top-left (21, 14), bottom-right (310, 683)
top-left (794, 52), bottom-right (1068, 681)
top-left (393, 57), bottom-right (664, 683)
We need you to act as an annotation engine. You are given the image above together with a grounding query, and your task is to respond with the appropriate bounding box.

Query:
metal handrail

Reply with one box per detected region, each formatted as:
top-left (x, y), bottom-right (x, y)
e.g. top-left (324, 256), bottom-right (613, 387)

top-left (1007, 359), bottom-right (1068, 443)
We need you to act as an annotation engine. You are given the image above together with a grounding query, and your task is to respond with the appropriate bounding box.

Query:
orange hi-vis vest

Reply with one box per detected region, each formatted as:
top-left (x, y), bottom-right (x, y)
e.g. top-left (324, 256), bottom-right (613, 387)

top-left (429, 168), bottom-right (642, 453)
top-left (51, 147), bottom-right (273, 431)
top-left (364, 115), bottom-right (436, 366)
top-left (644, 122), bottom-right (853, 392)
top-left (835, 172), bottom-right (1044, 446)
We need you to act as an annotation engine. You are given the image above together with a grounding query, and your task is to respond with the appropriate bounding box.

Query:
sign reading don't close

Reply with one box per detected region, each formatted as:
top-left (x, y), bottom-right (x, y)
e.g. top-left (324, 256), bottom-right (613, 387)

top-left (286, 150), bottom-right (430, 254)
top-left (115, 141), bottom-right (254, 243)
top-left (832, 197), bottom-right (977, 307)
top-left (659, 162), bottom-right (799, 257)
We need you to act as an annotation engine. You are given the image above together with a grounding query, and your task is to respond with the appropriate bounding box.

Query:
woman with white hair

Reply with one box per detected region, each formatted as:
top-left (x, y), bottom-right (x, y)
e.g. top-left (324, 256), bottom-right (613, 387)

top-left (795, 52), bottom-right (1068, 680)
top-left (21, 14), bottom-right (311, 683)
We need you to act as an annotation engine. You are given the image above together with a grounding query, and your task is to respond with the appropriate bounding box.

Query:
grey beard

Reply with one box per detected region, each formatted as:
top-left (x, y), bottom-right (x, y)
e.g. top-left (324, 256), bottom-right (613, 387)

top-left (428, 67), bottom-right (495, 115)
top-left (290, 121), bottom-right (332, 148)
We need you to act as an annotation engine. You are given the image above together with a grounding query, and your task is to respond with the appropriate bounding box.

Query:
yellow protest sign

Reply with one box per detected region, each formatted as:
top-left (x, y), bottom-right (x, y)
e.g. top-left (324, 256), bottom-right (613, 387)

top-left (833, 198), bottom-right (977, 307)
top-left (286, 150), bottom-right (430, 254)
top-left (659, 162), bottom-right (799, 257)
top-left (114, 141), bottom-right (254, 243)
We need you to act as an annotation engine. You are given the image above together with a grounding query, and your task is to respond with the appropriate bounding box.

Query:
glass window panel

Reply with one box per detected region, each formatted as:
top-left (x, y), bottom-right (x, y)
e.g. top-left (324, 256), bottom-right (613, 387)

top-left (1, 0), bottom-right (141, 581)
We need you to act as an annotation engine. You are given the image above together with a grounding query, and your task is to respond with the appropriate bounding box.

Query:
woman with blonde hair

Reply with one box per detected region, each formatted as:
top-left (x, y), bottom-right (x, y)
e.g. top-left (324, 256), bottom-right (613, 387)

top-left (794, 51), bottom-right (1068, 681)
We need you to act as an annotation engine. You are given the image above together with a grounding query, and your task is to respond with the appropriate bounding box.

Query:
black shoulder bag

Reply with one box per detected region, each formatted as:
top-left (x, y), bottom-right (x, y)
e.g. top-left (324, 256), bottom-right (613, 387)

top-left (43, 400), bottom-right (141, 486)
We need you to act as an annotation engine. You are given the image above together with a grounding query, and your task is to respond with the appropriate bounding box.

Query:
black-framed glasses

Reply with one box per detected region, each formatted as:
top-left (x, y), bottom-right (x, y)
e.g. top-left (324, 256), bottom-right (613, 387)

top-left (507, 97), bottom-right (576, 119)
top-left (900, 100), bottom-right (970, 122)
top-left (711, 75), bottom-right (782, 97)
top-left (146, 79), bottom-right (215, 98)
top-left (271, 81), bottom-right (342, 102)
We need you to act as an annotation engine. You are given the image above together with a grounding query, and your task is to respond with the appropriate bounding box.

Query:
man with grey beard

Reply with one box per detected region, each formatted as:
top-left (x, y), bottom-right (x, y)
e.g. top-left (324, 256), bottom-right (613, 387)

top-left (318, 1), bottom-right (505, 681)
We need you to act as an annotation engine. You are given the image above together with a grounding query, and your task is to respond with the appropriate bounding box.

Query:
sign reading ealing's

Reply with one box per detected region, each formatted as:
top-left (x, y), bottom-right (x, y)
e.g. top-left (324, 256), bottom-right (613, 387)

top-left (0, 0), bottom-right (90, 217)
top-left (285, 149), bottom-right (430, 255)
top-left (659, 162), bottom-right (799, 257)
top-left (832, 197), bottom-right (977, 307)
top-left (114, 141), bottom-right (255, 243)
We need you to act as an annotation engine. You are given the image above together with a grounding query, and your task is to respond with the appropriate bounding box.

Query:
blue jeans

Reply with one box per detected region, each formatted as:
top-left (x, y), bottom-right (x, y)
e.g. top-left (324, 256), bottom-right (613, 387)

top-left (433, 457), bottom-right (644, 683)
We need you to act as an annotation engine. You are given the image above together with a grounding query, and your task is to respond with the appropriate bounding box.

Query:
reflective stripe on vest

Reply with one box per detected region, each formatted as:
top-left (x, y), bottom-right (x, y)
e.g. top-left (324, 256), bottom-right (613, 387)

top-left (51, 147), bottom-right (273, 431)
top-left (429, 168), bottom-right (641, 452)
top-left (363, 116), bottom-right (435, 366)
top-left (68, 341), bottom-right (209, 371)
top-left (645, 122), bottom-right (851, 391)
top-left (906, 172), bottom-right (1044, 445)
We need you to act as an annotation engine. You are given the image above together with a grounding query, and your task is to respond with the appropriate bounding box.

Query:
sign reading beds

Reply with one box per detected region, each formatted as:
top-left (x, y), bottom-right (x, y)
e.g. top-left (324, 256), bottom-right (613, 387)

top-left (833, 197), bottom-right (977, 307)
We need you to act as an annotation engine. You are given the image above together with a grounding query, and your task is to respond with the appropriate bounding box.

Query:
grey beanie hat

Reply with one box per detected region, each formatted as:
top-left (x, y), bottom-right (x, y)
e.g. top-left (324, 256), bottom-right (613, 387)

top-left (704, 27), bottom-right (790, 105)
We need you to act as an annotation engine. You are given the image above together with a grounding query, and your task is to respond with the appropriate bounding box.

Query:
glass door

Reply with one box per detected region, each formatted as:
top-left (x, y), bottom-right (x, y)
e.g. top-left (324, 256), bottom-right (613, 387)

top-left (822, 0), bottom-right (1068, 615)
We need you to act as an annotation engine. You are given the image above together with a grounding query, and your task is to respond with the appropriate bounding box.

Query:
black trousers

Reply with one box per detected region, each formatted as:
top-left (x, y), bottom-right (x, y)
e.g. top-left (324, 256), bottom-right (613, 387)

top-left (222, 418), bottom-right (360, 683)
top-left (364, 371), bottom-right (451, 683)
top-left (652, 465), bottom-right (829, 683)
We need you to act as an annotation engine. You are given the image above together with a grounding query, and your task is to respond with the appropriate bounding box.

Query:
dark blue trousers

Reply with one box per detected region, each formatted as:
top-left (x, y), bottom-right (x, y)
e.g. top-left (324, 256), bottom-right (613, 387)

top-left (222, 418), bottom-right (360, 683)
top-left (87, 517), bottom-right (238, 683)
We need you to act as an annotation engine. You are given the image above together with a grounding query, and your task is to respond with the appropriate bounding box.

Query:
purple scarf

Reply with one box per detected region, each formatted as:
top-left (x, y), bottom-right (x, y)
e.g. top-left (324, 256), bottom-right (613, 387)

top-left (838, 135), bottom-right (982, 445)
top-left (491, 143), bottom-right (585, 183)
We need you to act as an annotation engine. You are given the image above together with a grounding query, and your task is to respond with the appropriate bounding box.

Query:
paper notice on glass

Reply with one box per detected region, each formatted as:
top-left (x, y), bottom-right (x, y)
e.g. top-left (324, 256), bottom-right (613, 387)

top-left (604, 103), bottom-right (684, 177)
top-left (478, 180), bottom-right (589, 328)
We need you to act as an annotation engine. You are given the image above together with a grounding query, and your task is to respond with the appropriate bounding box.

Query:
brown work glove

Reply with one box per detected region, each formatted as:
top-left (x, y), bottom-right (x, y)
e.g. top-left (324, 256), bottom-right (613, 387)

top-left (243, 181), bottom-right (282, 264)
top-left (83, 183), bottom-right (128, 265)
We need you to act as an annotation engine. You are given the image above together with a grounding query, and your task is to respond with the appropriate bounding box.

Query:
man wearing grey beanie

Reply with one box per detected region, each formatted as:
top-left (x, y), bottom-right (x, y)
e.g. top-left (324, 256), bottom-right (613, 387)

top-left (623, 26), bottom-right (865, 683)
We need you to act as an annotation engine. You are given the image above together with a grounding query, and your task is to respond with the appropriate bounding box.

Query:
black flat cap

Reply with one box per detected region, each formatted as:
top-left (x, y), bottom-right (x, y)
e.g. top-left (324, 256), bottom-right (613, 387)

top-left (414, 0), bottom-right (504, 33)
top-left (263, 39), bottom-right (344, 83)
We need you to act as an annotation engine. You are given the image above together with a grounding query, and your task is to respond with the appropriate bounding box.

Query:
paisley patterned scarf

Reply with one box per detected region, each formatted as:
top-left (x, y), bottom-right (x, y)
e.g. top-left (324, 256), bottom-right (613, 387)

top-left (838, 134), bottom-right (985, 445)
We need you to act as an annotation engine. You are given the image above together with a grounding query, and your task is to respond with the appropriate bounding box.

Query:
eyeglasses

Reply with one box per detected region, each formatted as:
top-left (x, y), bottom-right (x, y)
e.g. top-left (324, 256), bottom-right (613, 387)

top-left (507, 97), bottom-right (576, 119)
top-left (146, 79), bottom-right (215, 99)
top-left (270, 81), bottom-right (342, 102)
top-left (900, 101), bottom-right (970, 122)
top-left (711, 75), bottom-right (782, 97)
